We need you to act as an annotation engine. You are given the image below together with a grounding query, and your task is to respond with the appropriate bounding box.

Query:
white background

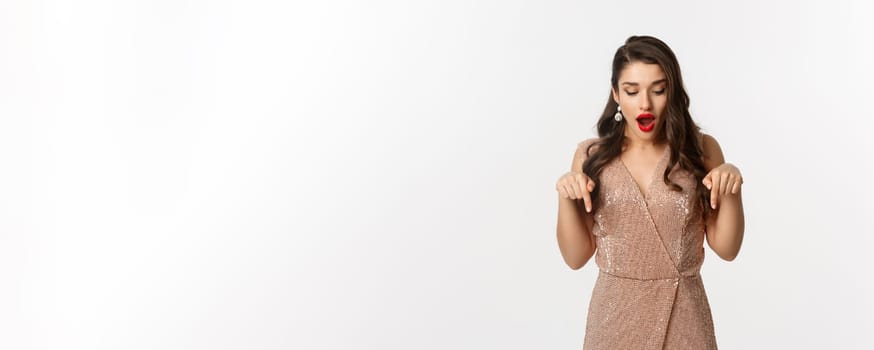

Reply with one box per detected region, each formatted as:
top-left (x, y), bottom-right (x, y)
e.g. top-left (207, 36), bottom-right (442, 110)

top-left (1, 1), bottom-right (872, 349)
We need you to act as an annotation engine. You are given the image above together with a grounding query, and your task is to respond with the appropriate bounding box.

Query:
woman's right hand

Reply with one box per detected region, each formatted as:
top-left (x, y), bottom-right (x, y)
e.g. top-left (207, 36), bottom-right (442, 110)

top-left (556, 171), bottom-right (597, 213)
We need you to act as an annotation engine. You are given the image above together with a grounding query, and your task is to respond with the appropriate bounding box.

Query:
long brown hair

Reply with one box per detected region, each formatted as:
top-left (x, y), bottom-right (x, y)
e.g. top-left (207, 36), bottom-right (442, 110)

top-left (581, 35), bottom-right (711, 218)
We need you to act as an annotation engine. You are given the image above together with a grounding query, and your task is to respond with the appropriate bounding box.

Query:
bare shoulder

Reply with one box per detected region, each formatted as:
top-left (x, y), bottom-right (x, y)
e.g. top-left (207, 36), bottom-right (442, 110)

top-left (700, 133), bottom-right (725, 171)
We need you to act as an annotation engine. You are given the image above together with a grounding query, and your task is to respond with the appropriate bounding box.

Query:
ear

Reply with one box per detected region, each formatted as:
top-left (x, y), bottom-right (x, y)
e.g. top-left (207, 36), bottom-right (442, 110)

top-left (611, 88), bottom-right (619, 104)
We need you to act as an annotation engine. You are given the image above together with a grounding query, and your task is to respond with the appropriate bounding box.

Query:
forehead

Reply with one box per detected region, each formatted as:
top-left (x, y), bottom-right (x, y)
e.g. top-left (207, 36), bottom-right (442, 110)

top-left (619, 62), bottom-right (666, 85)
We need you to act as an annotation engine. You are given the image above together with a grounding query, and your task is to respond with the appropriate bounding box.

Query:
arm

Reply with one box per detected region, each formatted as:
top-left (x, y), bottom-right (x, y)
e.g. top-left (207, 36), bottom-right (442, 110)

top-left (701, 134), bottom-right (745, 261)
top-left (556, 142), bottom-right (597, 270)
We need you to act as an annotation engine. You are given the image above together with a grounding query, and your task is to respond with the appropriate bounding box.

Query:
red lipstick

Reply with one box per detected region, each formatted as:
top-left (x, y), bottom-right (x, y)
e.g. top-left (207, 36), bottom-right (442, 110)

top-left (636, 113), bottom-right (655, 132)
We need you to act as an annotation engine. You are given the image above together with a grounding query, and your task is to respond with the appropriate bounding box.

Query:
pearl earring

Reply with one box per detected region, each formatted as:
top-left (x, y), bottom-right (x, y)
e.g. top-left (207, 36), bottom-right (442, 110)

top-left (614, 105), bottom-right (623, 122)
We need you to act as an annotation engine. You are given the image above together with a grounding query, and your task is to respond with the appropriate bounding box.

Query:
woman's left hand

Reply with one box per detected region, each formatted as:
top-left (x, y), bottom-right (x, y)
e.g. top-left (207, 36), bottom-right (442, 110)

top-left (703, 163), bottom-right (743, 209)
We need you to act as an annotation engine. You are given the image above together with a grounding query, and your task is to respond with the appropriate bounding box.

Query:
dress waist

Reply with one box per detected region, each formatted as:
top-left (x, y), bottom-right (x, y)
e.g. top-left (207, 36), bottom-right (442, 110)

top-left (599, 268), bottom-right (700, 281)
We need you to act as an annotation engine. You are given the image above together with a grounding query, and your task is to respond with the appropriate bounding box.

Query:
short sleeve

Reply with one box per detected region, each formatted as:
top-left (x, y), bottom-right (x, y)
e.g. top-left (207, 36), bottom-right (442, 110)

top-left (576, 137), bottom-right (600, 158)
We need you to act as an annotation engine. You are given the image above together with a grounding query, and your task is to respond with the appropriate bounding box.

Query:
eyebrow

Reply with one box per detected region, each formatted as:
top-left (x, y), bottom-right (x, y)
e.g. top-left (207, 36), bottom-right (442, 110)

top-left (621, 79), bottom-right (667, 86)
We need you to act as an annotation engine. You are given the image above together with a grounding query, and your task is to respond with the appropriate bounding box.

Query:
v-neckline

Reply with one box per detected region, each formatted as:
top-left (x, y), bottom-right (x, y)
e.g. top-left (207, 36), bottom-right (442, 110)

top-left (618, 144), bottom-right (670, 201)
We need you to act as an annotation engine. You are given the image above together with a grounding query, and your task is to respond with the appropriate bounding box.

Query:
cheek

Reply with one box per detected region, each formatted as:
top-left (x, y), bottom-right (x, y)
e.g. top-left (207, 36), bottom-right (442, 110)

top-left (655, 98), bottom-right (668, 112)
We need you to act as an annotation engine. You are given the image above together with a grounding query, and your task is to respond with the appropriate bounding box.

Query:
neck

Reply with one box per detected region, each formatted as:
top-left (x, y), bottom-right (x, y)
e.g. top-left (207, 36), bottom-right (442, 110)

top-left (622, 133), bottom-right (663, 151)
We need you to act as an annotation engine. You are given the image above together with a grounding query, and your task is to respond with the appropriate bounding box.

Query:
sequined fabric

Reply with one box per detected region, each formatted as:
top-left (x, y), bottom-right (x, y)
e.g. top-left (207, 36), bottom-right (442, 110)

top-left (578, 138), bottom-right (717, 350)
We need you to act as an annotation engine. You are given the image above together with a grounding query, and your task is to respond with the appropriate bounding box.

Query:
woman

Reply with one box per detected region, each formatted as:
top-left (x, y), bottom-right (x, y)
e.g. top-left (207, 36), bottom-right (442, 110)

top-left (555, 35), bottom-right (744, 349)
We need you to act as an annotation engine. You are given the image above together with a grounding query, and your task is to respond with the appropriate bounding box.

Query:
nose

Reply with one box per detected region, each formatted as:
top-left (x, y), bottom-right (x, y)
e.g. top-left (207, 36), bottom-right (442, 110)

top-left (640, 93), bottom-right (652, 111)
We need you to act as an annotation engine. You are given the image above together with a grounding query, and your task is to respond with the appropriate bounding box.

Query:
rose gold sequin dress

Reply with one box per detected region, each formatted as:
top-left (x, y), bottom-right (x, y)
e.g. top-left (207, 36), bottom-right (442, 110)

top-left (578, 138), bottom-right (717, 350)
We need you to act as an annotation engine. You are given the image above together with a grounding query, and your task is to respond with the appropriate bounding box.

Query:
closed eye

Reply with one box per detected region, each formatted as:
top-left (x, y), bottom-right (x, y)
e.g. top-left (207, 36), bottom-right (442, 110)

top-left (626, 89), bottom-right (666, 96)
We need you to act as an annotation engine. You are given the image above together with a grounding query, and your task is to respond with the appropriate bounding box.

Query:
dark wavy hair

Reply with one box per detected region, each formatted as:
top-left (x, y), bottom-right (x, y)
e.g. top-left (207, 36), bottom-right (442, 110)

top-left (581, 35), bottom-right (711, 218)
